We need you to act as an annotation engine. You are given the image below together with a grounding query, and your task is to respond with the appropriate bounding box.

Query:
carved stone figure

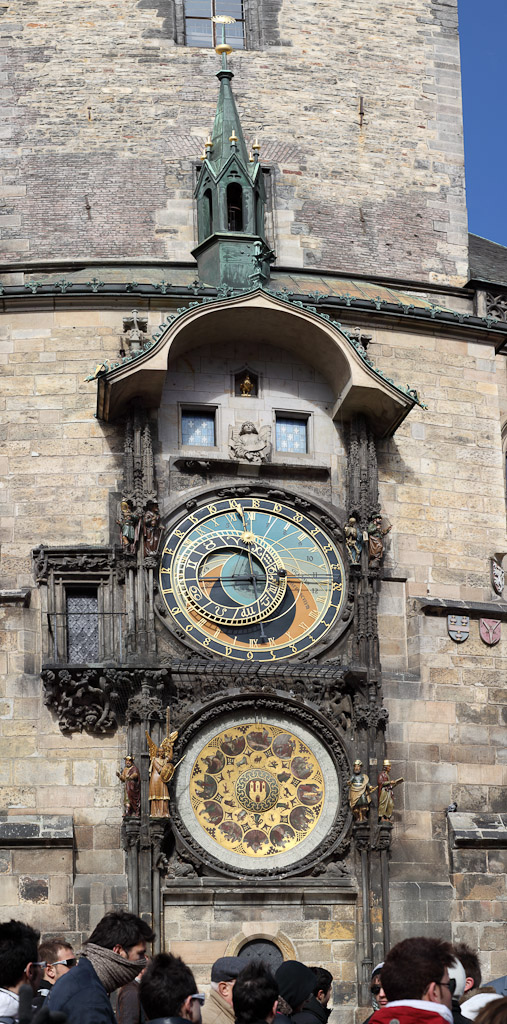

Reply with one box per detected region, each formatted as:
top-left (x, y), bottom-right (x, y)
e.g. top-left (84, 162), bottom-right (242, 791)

top-left (117, 499), bottom-right (139, 553)
top-left (143, 501), bottom-right (161, 554)
top-left (146, 721), bottom-right (178, 817)
top-left (377, 759), bottom-right (404, 821)
top-left (229, 421), bottom-right (271, 463)
top-left (117, 755), bottom-right (141, 816)
top-left (367, 514), bottom-right (392, 567)
top-left (348, 759), bottom-right (372, 821)
top-left (123, 309), bottom-right (148, 354)
top-left (345, 516), bottom-right (362, 563)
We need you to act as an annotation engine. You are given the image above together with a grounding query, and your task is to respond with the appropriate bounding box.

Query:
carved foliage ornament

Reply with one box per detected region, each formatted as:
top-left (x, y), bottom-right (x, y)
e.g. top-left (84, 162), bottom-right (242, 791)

top-left (42, 667), bottom-right (169, 735)
top-left (33, 546), bottom-right (116, 583)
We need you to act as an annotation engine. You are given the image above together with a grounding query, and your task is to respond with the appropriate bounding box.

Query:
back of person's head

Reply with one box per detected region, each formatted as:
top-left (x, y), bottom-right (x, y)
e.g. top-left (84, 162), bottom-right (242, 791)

top-left (0, 919), bottom-right (40, 989)
top-left (474, 997), bottom-right (507, 1024)
top-left (233, 962), bottom-right (279, 1024)
top-left (88, 911), bottom-right (154, 953)
top-left (454, 944), bottom-right (482, 989)
top-left (275, 960), bottom-right (316, 1014)
top-left (38, 938), bottom-right (73, 964)
top-left (140, 952), bottom-right (196, 1020)
top-left (381, 937), bottom-right (455, 1001)
top-left (309, 968), bottom-right (333, 999)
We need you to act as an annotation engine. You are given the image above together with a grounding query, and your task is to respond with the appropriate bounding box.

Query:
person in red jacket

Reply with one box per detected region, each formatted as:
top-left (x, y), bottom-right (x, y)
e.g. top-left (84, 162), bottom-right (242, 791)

top-left (370, 937), bottom-right (456, 1024)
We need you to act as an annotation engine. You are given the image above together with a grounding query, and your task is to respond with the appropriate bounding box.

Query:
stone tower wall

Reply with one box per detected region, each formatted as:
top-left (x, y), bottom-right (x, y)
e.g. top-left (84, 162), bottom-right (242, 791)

top-left (1, 0), bottom-right (468, 283)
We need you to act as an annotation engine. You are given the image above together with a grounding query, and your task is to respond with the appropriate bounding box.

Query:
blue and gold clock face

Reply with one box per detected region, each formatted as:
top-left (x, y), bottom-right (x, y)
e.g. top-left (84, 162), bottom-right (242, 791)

top-left (159, 496), bottom-right (345, 662)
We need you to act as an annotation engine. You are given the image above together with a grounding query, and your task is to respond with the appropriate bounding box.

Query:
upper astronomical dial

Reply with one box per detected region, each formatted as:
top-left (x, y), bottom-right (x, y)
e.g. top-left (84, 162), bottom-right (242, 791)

top-left (177, 529), bottom-right (287, 626)
top-left (159, 496), bottom-right (345, 662)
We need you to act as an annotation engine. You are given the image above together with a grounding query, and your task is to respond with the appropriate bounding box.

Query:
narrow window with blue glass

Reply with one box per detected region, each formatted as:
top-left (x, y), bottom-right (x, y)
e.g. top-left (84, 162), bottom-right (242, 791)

top-left (275, 415), bottom-right (308, 454)
top-left (181, 410), bottom-right (216, 447)
top-left (185, 0), bottom-right (245, 49)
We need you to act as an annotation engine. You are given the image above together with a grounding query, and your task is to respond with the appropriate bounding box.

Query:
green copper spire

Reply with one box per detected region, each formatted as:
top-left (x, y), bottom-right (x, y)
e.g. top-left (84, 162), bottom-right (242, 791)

top-left (192, 16), bottom-right (274, 290)
top-left (208, 24), bottom-right (250, 173)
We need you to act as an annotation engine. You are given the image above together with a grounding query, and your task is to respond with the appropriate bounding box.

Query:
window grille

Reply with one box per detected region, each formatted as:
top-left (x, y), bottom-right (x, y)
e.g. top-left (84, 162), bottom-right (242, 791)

top-left (181, 410), bottom-right (216, 446)
top-left (275, 416), bottom-right (308, 454)
top-left (66, 590), bottom-right (99, 663)
top-left (185, 0), bottom-right (245, 48)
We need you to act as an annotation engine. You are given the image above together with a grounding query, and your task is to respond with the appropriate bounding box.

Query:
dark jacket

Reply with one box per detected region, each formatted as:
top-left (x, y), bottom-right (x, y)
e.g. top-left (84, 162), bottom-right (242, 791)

top-left (118, 978), bottom-right (145, 1024)
top-left (33, 979), bottom-right (53, 1012)
top-left (452, 1000), bottom-right (469, 1024)
top-left (47, 956), bottom-right (116, 1024)
top-left (293, 996), bottom-right (331, 1024)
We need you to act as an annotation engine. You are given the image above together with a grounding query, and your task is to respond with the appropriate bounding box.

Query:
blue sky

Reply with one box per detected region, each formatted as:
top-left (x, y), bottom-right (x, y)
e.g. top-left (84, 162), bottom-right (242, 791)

top-left (458, 0), bottom-right (507, 246)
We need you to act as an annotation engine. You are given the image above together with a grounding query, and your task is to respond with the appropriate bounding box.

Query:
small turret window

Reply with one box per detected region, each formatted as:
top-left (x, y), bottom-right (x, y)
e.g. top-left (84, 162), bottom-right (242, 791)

top-left (185, 0), bottom-right (245, 49)
top-left (203, 188), bottom-right (213, 237)
top-left (227, 182), bottom-right (243, 231)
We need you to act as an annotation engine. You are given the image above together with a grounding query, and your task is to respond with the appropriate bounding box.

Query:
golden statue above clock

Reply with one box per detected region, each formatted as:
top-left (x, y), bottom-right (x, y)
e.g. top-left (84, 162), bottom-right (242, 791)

top-left (159, 495), bottom-right (345, 662)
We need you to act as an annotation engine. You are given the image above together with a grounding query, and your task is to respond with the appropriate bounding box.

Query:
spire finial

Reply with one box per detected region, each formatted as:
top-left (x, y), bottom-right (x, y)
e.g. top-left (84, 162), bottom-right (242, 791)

top-left (212, 15), bottom-right (235, 69)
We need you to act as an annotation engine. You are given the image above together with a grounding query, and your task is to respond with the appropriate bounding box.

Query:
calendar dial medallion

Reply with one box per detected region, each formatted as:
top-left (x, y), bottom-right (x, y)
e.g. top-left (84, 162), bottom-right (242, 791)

top-left (159, 496), bottom-right (345, 662)
top-left (190, 723), bottom-right (325, 858)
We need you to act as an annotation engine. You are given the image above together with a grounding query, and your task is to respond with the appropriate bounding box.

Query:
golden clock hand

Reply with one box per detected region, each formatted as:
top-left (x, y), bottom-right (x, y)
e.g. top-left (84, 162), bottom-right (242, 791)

top-left (232, 499), bottom-right (255, 544)
top-left (232, 499), bottom-right (245, 526)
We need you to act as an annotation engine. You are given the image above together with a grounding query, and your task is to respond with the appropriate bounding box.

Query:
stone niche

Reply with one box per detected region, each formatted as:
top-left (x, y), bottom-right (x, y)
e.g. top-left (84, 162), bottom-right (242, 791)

top-left (162, 879), bottom-right (358, 1024)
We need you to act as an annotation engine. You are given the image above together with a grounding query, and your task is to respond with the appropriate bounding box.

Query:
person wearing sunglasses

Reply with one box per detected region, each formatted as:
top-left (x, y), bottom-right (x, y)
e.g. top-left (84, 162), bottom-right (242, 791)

top-left (368, 937), bottom-right (457, 1024)
top-left (140, 952), bottom-right (205, 1024)
top-left (32, 938), bottom-right (77, 1011)
top-left (48, 911), bottom-right (154, 1024)
top-left (363, 964), bottom-right (388, 1024)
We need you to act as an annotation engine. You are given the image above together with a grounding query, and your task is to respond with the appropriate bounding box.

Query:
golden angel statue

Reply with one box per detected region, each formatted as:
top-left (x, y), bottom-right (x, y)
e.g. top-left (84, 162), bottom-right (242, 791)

top-left (146, 710), bottom-right (179, 817)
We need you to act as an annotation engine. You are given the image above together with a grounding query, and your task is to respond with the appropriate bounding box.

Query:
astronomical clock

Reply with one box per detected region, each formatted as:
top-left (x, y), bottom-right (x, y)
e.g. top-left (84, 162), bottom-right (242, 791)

top-left (158, 494), bottom-right (347, 663)
top-left (151, 484), bottom-right (355, 879)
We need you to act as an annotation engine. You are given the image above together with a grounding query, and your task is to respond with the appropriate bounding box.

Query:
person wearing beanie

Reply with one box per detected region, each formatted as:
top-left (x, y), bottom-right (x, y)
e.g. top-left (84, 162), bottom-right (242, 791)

top-left (202, 957), bottom-right (246, 1024)
top-left (369, 937), bottom-right (455, 1024)
top-left (292, 967), bottom-right (333, 1024)
top-left (48, 911), bottom-right (154, 1024)
top-left (274, 961), bottom-right (316, 1024)
top-left (363, 963), bottom-right (388, 1024)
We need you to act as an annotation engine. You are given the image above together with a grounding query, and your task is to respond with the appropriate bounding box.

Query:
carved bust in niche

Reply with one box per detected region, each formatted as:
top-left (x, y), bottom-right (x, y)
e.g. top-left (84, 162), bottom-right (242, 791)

top-left (229, 421), bottom-right (271, 463)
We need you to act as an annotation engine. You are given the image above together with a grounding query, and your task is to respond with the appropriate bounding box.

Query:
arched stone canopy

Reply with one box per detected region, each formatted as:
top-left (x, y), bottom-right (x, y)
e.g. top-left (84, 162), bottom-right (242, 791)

top-left (96, 289), bottom-right (417, 436)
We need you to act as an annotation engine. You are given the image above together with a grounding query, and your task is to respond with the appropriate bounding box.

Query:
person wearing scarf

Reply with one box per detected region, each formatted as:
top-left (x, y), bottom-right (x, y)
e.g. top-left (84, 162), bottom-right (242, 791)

top-left (48, 911), bottom-right (155, 1024)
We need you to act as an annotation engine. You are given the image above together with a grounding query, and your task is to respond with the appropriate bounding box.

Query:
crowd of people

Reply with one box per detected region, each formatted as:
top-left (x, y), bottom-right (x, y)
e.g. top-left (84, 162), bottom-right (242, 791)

top-left (1, 913), bottom-right (506, 1024)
